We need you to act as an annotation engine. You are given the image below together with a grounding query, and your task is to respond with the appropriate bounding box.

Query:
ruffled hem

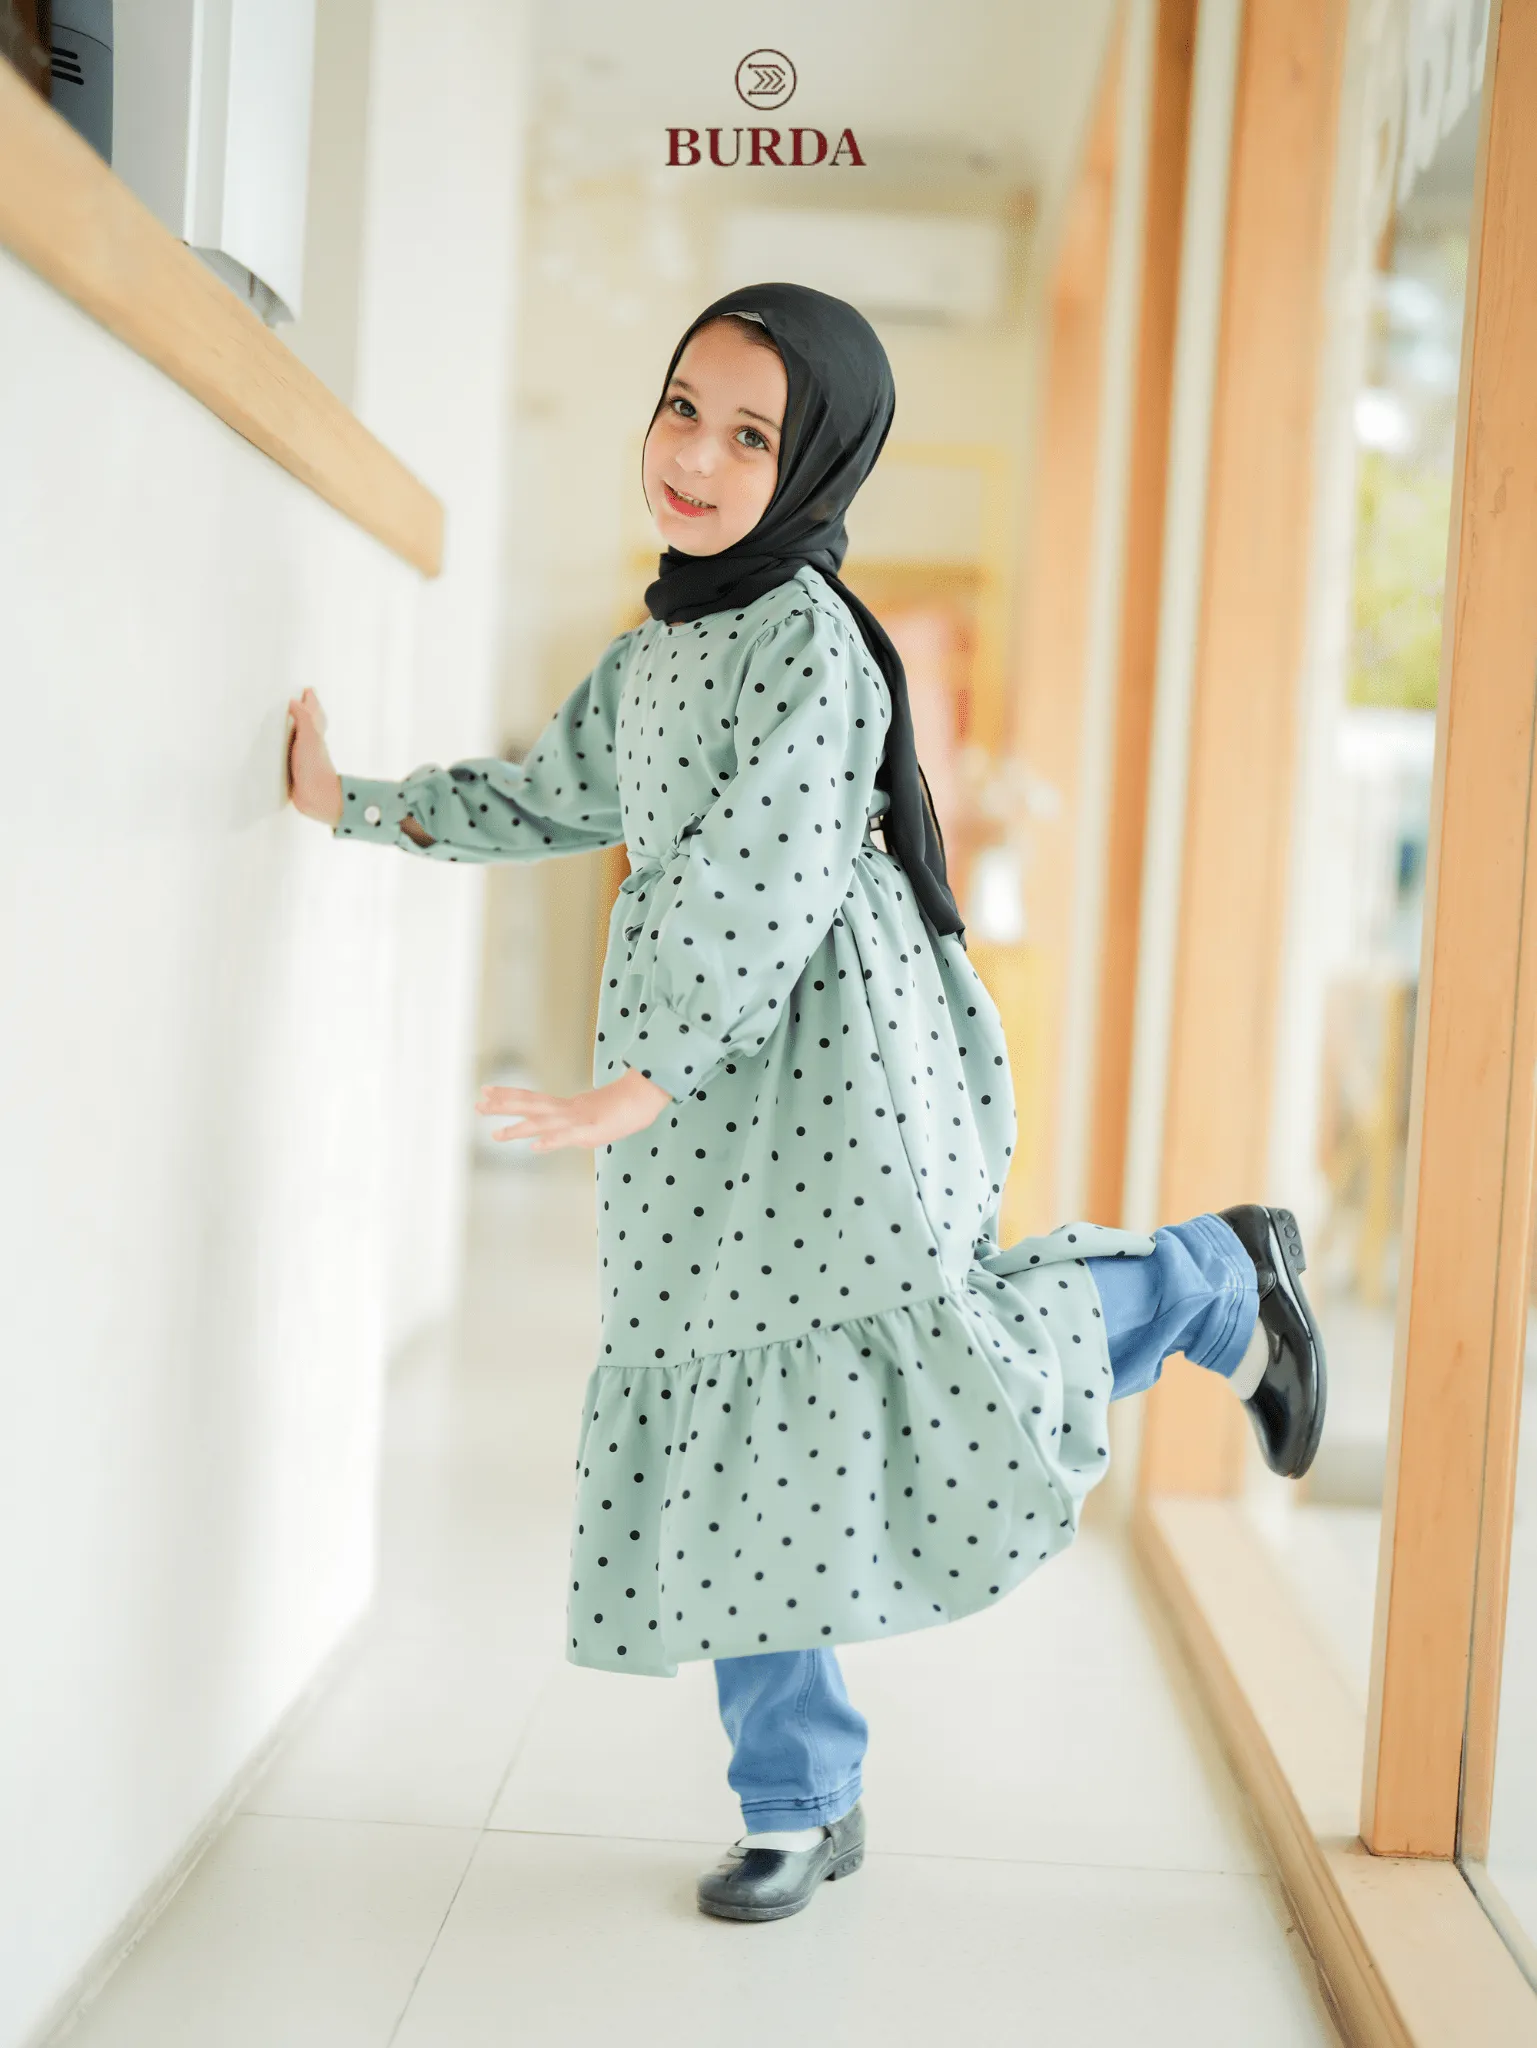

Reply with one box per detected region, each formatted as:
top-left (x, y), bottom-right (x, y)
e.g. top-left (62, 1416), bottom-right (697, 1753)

top-left (565, 1223), bottom-right (1152, 1675)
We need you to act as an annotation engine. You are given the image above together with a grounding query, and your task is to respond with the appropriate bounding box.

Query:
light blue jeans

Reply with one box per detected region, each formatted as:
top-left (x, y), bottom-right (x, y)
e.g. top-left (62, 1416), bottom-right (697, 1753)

top-left (714, 1213), bottom-right (1259, 1831)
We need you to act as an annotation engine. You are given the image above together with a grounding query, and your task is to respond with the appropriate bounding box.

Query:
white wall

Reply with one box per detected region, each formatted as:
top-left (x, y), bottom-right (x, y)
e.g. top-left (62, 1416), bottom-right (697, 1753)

top-left (0, 251), bottom-right (411, 2048)
top-left (348, 0), bottom-right (531, 1353)
top-left (0, 1), bottom-right (531, 2037)
top-left (292, 0), bottom-right (533, 1353)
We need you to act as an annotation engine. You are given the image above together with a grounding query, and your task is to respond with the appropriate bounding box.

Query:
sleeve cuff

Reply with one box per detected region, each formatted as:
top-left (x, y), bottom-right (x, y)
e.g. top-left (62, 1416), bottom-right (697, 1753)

top-left (332, 775), bottom-right (424, 847)
top-left (621, 997), bottom-right (732, 1101)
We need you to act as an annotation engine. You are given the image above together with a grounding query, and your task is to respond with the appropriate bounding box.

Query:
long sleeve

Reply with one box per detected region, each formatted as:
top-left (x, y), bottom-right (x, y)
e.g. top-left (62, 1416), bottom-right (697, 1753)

top-left (332, 631), bottom-right (630, 863)
top-left (615, 596), bottom-right (890, 1099)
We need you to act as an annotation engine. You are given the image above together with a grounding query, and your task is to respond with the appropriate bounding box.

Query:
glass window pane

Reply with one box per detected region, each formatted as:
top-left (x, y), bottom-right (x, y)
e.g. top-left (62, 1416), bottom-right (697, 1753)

top-left (1245, 1), bottom-right (1489, 1700)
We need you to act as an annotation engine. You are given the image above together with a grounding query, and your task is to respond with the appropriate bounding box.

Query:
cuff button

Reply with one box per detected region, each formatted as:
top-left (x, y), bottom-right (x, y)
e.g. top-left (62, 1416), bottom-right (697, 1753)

top-left (364, 804), bottom-right (382, 825)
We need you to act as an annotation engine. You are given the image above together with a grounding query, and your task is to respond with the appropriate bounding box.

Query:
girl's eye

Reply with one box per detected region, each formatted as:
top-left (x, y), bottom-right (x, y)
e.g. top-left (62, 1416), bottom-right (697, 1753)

top-left (663, 393), bottom-right (770, 449)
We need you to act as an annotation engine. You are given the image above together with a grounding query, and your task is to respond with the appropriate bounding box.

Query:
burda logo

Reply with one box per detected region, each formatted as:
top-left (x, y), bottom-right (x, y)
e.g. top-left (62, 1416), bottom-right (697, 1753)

top-left (735, 49), bottom-right (796, 110)
top-left (668, 51), bottom-right (865, 170)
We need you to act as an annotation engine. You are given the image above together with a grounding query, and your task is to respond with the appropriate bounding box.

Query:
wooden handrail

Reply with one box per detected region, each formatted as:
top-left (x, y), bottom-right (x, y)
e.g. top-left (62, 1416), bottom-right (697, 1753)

top-left (0, 62), bottom-right (443, 577)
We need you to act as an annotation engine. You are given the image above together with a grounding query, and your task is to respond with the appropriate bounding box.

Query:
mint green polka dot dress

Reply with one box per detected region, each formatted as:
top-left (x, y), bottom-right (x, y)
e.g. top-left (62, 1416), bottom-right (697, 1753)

top-left (337, 566), bottom-right (1153, 1674)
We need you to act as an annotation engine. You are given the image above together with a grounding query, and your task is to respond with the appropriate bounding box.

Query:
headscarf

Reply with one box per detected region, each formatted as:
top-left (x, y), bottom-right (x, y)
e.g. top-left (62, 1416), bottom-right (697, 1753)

top-left (642, 282), bottom-right (965, 943)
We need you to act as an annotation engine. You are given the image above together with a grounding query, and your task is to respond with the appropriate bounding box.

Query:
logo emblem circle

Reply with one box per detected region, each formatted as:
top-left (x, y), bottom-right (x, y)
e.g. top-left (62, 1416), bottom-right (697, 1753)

top-left (734, 49), bottom-right (797, 111)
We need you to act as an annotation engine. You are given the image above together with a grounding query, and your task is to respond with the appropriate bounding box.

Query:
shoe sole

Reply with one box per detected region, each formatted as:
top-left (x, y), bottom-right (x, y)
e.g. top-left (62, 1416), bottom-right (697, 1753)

top-left (1267, 1207), bottom-right (1328, 1480)
top-left (697, 1844), bottom-right (866, 1922)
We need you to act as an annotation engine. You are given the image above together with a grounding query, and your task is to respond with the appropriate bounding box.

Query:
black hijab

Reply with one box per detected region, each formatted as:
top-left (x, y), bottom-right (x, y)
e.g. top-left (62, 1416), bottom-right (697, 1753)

top-left (642, 282), bottom-right (965, 943)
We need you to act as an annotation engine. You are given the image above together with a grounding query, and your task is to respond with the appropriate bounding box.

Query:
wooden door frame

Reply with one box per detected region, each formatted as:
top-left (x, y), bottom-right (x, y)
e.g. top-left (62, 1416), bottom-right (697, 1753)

top-left (1003, 15), bottom-right (1125, 1237)
top-left (1135, 0), bottom-right (1348, 1497)
top-left (1361, 0), bottom-right (1537, 1866)
top-left (1085, 0), bottom-right (1199, 1230)
top-left (1134, 0), bottom-right (1537, 2031)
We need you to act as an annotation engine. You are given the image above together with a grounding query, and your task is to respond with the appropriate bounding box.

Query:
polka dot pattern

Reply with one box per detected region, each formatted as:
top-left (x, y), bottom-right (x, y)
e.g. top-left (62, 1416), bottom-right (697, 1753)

top-left (335, 566), bottom-right (1157, 1678)
top-left (569, 1226), bottom-right (1148, 1674)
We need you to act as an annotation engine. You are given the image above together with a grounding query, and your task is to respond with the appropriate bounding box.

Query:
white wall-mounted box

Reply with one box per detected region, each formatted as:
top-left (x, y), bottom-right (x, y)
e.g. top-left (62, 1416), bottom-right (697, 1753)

top-left (718, 208), bottom-right (1007, 326)
top-left (113, 0), bottom-right (318, 322)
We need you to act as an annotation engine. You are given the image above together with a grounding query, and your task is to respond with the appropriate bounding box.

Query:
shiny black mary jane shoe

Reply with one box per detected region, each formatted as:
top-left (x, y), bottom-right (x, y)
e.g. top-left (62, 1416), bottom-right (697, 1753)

top-left (1217, 1204), bottom-right (1328, 1481)
top-left (696, 1804), bottom-right (866, 1923)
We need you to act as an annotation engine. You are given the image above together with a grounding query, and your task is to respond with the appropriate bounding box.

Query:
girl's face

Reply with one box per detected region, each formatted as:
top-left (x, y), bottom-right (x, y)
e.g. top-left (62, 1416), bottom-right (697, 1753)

top-left (643, 318), bottom-right (788, 555)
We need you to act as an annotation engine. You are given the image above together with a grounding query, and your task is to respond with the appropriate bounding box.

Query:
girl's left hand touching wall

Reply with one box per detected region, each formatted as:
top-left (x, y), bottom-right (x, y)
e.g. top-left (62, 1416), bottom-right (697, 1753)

top-left (478, 1069), bottom-right (670, 1152)
top-left (287, 688), bottom-right (344, 826)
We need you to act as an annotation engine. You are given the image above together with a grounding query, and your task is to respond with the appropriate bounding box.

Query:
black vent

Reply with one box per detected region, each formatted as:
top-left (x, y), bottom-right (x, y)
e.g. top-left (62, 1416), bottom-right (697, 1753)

top-left (51, 46), bottom-right (86, 87)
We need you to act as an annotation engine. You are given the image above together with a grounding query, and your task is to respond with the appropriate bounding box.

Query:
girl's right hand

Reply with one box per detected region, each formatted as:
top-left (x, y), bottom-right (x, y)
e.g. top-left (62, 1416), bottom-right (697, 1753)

top-left (287, 688), bottom-right (344, 827)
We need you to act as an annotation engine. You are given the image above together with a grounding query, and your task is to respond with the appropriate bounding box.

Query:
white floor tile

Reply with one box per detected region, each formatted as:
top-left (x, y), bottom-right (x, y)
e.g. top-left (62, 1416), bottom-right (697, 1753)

top-left (489, 1657), bottom-right (739, 1844)
top-left (1262, 1502), bottom-right (1380, 1708)
top-left (492, 1536), bottom-right (1261, 1875)
top-left (62, 1815), bottom-right (475, 2048)
top-left (64, 1165), bottom-right (1338, 2044)
top-left (367, 1503), bottom-right (574, 1654)
top-left (246, 1635), bottom-right (556, 1828)
top-left (392, 1831), bottom-right (1338, 2048)
top-left (850, 1674), bottom-right (1262, 1873)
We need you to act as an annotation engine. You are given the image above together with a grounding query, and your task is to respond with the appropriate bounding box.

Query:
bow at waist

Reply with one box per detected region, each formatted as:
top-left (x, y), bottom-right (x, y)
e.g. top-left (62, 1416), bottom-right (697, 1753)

top-left (616, 820), bottom-right (702, 939)
top-left (622, 820), bottom-right (700, 881)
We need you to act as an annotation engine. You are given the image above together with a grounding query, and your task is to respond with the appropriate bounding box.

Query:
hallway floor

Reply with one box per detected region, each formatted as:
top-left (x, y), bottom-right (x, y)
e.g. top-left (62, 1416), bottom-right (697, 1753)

top-left (64, 1164), bottom-right (1342, 2047)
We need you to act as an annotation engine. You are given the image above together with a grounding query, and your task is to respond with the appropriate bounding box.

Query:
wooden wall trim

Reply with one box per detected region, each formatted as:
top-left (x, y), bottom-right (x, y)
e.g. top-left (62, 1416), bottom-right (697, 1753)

top-left (1138, 0), bottom-right (1349, 1496)
top-left (1460, 737), bottom-right (1537, 1864)
top-left (0, 64), bottom-right (444, 578)
top-left (1137, 1500), bottom-right (1537, 2046)
top-left (1005, 20), bottom-right (1124, 1237)
top-left (1363, 0), bottom-right (1537, 1860)
top-left (1086, 0), bottom-right (1199, 1227)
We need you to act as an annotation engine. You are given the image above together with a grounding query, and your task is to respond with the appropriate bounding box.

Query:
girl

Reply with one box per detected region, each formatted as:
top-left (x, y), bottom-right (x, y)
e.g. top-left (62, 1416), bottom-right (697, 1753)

top-left (287, 283), bottom-right (1325, 1924)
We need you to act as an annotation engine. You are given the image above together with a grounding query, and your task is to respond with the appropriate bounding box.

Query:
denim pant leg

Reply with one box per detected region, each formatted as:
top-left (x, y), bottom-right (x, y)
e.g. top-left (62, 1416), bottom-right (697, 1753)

top-left (713, 1648), bottom-right (867, 1834)
top-left (1087, 1212), bottom-right (1259, 1401)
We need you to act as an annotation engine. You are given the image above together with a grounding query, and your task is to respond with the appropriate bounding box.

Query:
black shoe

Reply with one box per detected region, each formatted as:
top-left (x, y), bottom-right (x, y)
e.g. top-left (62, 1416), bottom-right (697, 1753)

top-left (1216, 1205), bottom-right (1327, 1480)
top-left (696, 1804), bottom-right (866, 1923)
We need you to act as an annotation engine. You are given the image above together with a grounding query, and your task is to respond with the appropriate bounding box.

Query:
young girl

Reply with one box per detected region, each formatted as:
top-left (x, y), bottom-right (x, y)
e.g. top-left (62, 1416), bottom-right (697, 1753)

top-left (288, 283), bottom-right (1325, 1924)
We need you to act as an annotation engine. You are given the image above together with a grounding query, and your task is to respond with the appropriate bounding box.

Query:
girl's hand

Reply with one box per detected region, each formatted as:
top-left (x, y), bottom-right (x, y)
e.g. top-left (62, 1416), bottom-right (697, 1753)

top-left (287, 688), bottom-right (344, 826)
top-left (477, 1068), bottom-right (671, 1152)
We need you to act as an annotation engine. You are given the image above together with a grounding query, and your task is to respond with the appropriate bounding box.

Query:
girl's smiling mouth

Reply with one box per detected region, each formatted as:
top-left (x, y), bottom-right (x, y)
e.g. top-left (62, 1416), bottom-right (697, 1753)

top-left (663, 479), bottom-right (715, 517)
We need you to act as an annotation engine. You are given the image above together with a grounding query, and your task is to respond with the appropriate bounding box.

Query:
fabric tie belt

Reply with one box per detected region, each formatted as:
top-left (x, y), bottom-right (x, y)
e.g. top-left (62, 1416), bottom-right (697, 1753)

top-left (615, 820), bottom-right (702, 943)
top-left (616, 790), bottom-right (892, 944)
